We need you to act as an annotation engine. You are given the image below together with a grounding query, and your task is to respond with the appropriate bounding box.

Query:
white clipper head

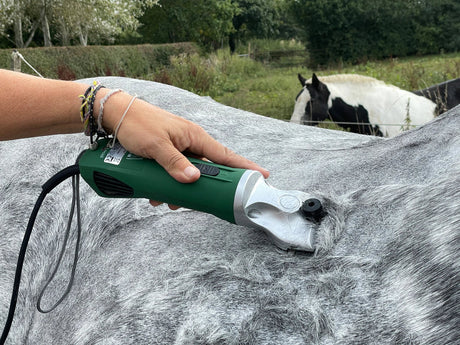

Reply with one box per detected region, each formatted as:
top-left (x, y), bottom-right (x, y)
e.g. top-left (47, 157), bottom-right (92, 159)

top-left (233, 171), bottom-right (324, 251)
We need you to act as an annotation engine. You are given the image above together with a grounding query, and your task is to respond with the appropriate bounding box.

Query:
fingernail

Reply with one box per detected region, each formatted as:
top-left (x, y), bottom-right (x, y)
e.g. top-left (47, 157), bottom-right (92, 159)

top-left (184, 165), bottom-right (200, 178)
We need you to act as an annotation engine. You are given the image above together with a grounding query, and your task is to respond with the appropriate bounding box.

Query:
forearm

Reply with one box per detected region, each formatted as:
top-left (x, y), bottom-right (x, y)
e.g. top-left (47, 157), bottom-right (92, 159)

top-left (0, 69), bottom-right (91, 140)
top-left (0, 69), bottom-right (269, 182)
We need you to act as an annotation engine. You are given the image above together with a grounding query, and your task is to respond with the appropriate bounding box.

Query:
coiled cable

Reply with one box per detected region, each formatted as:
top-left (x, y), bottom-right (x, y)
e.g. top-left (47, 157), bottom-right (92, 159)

top-left (0, 164), bottom-right (80, 344)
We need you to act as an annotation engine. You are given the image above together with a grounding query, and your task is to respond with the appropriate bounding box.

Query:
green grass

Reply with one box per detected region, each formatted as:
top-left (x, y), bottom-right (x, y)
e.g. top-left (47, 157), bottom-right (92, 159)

top-left (214, 69), bottom-right (300, 119)
top-left (233, 38), bottom-right (305, 55)
top-left (145, 49), bottom-right (460, 122)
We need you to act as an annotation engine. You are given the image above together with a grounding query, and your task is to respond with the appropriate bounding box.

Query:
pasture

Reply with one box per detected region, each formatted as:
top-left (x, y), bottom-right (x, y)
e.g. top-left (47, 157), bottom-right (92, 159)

top-left (148, 50), bottom-right (460, 130)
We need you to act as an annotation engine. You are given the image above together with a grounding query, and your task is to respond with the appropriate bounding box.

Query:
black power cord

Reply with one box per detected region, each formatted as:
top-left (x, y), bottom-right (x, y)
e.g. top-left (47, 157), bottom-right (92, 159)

top-left (0, 164), bottom-right (80, 345)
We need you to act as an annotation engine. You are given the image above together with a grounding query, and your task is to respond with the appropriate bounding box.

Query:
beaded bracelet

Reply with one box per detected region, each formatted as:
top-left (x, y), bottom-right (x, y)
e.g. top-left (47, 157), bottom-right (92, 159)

top-left (79, 82), bottom-right (137, 150)
top-left (79, 81), bottom-right (105, 143)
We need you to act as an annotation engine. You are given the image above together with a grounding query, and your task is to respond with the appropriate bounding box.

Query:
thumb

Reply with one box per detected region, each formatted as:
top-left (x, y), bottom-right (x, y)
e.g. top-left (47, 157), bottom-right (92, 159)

top-left (153, 143), bottom-right (201, 183)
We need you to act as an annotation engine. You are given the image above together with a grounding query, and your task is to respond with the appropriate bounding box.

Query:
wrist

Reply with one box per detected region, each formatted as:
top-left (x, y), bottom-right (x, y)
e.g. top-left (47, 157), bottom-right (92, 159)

top-left (93, 89), bottom-right (133, 135)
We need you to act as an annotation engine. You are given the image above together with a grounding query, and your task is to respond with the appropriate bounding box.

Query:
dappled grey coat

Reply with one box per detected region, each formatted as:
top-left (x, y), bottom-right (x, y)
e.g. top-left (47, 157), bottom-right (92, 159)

top-left (0, 77), bottom-right (458, 344)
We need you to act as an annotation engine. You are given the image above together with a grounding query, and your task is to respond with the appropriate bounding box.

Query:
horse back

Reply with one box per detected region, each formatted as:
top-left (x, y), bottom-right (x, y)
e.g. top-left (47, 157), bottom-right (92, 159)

top-left (414, 78), bottom-right (460, 114)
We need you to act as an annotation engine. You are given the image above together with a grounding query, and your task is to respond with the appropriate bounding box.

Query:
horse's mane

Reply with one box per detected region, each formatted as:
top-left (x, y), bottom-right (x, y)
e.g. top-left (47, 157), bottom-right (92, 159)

top-left (310, 74), bottom-right (387, 86)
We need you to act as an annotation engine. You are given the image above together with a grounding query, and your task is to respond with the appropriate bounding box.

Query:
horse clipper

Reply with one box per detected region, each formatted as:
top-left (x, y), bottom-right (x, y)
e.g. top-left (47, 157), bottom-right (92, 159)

top-left (78, 139), bottom-right (324, 251)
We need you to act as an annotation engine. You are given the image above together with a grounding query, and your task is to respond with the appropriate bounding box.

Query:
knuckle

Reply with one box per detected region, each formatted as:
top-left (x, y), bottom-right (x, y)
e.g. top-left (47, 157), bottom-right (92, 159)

top-left (221, 146), bottom-right (238, 164)
top-left (137, 137), bottom-right (166, 159)
top-left (189, 122), bottom-right (207, 137)
top-left (166, 151), bottom-right (185, 170)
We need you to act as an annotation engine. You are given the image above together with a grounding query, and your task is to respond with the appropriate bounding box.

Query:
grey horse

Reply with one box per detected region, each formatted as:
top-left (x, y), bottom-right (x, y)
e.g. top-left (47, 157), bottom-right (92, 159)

top-left (1, 77), bottom-right (458, 344)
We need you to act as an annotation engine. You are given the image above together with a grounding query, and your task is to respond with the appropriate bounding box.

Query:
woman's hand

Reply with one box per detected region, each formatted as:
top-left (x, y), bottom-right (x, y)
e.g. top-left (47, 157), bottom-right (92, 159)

top-left (97, 91), bottom-right (270, 208)
top-left (100, 92), bottom-right (269, 183)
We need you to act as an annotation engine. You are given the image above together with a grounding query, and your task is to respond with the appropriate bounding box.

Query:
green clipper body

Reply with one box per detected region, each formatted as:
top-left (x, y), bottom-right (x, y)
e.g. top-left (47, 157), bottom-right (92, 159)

top-left (78, 139), bottom-right (245, 223)
top-left (79, 139), bottom-right (320, 251)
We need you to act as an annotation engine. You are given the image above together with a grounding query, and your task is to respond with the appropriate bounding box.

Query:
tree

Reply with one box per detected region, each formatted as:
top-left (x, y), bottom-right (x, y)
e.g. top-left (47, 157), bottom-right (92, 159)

top-left (288, 0), bottom-right (460, 66)
top-left (137, 0), bottom-right (239, 49)
top-left (59, 0), bottom-right (159, 46)
top-left (232, 0), bottom-right (281, 39)
top-left (228, 0), bottom-right (282, 52)
top-left (137, 0), bottom-right (297, 51)
top-left (0, 0), bottom-right (60, 47)
top-left (0, 0), bottom-right (159, 47)
top-left (0, 0), bottom-right (14, 43)
top-left (411, 0), bottom-right (460, 54)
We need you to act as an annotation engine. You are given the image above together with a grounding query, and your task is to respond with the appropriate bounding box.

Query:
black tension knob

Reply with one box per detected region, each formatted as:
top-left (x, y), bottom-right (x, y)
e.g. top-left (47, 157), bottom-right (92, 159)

top-left (301, 198), bottom-right (325, 222)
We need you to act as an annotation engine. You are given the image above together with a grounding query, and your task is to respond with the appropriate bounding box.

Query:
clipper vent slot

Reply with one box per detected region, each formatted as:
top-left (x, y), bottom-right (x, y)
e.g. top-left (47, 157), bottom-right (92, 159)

top-left (93, 171), bottom-right (134, 197)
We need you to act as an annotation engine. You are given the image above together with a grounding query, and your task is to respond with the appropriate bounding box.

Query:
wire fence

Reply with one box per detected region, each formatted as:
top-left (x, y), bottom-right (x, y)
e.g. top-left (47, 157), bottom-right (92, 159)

top-left (8, 51), bottom-right (430, 130)
top-left (299, 120), bottom-right (418, 127)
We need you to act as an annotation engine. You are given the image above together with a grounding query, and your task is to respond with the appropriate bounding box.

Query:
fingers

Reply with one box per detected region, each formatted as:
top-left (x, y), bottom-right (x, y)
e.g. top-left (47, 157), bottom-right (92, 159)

top-left (150, 138), bottom-right (201, 184)
top-left (188, 127), bottom-right (270, 178)
top-left (149, 200), bottom-right (180, 210)
top-left (111, 95), bottom-right (269, 183)
top-left (149, 200), bottom-right (162, 207)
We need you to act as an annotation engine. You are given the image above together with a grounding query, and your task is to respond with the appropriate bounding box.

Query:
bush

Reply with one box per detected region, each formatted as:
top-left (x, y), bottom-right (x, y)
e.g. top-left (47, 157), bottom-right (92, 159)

top-left (0, 43), bottom-right (198, 79)
top-left (290, 0), bottom-right (460, 66)
top-left (148, 49), bottom-right (264, 97)
top-left (152, 54), bottom-right (217, 94)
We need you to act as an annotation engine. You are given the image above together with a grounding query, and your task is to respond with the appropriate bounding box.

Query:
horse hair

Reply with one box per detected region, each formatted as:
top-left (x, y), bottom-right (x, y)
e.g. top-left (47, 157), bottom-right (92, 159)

top-left (1, 78), bottom-right (458, 344)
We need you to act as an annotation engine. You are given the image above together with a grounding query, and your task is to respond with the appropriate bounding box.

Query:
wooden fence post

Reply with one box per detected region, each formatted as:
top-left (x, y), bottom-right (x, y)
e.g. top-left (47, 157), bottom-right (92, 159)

top-left (11, 50), bottom-right (21, 72)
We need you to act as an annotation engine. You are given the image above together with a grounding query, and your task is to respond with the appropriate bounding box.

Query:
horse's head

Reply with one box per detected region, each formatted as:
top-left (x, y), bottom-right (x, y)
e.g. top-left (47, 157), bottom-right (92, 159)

top-left (293, 73), bottom-right (331, 125)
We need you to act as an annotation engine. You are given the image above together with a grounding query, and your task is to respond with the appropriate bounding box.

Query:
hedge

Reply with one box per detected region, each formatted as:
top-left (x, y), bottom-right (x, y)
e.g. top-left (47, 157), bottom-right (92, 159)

top-left (0, 42), bottom-right (198, 80)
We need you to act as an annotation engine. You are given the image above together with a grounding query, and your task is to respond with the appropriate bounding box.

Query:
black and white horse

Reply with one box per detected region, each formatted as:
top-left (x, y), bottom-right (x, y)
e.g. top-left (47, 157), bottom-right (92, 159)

top-left (291, 73), bottom-right (437, 137)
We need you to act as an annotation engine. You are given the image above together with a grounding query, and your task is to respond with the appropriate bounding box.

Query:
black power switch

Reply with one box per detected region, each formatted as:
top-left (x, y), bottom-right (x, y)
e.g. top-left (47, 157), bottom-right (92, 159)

top-left (193, 163), bottom-right (220, 176)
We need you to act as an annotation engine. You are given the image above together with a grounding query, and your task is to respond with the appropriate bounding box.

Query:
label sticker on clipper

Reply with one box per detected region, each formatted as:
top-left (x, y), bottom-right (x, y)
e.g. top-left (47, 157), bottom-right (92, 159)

top-left (104, 143), bottom-right (127, 165)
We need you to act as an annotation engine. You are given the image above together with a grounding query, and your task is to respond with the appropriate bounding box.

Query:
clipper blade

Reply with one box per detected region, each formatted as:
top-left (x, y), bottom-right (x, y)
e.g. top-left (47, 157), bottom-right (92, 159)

top-left (233, 171), bottom-right (320, 251)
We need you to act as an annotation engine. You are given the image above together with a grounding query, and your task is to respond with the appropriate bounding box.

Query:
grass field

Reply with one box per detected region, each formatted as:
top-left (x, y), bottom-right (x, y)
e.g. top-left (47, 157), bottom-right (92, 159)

top-left (145, 48), bottom-right (460, 123)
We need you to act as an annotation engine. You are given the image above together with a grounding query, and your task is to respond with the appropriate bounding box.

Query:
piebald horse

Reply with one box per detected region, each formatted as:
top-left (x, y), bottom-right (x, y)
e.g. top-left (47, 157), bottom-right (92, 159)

top-left (291, 73), bottom-right (437, 137)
